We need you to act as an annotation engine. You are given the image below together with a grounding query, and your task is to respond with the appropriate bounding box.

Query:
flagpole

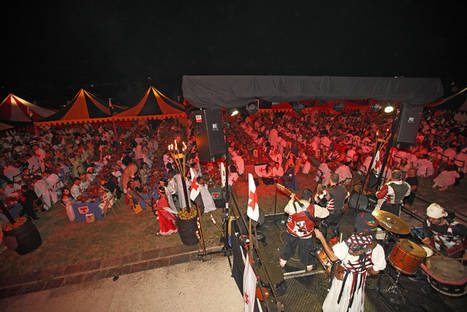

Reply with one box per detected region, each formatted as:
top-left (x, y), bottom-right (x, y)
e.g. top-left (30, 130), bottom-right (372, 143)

top-left (195, 202), bottom-right (207, 257)
top-left (362, 132), bottom-right (387, 193)
top-left (248, 218), bottom-right (253, 260)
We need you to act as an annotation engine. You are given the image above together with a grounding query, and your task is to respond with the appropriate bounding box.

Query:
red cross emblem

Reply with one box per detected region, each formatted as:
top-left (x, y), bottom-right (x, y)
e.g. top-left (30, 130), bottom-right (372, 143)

top-left (191, 177), bottom-right (199, 191)
top-left (244, 293), bottom-right (249, 304)
top-left (248, 191), bottom-right (257, 211)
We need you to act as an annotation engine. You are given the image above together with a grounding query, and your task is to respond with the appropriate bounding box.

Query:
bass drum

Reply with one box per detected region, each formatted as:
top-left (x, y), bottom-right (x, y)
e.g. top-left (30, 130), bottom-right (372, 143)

top-left (421, 255), bottom-right (467, 297)
top-left (388, 239), bottom-right (426, 275)
top-left (348, 192), bottom-right (374, 212)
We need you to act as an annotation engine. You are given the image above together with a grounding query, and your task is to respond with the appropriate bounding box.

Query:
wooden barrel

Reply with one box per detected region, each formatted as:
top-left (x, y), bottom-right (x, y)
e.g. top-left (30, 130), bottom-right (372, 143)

top-left (175, 217), bottom-right (199, 246)
top-left (3, 219), bottom-right (42, 255)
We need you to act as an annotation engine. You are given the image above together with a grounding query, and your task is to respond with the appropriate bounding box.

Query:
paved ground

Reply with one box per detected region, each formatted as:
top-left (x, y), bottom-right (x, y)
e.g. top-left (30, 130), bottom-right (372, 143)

top-left (0, 255), bottom-right (243, 312)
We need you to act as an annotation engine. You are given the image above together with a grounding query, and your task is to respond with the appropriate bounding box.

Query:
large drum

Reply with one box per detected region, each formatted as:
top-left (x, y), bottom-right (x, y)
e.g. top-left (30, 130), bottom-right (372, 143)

top-left (421, 255), bottom-right (467, 297)
top-left (388, 239), bottom-right (426, 275)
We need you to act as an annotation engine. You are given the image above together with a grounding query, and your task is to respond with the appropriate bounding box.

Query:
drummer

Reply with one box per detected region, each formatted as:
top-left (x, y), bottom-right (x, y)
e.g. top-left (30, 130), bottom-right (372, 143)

top-left (421, 203), bottom-right (467, 259)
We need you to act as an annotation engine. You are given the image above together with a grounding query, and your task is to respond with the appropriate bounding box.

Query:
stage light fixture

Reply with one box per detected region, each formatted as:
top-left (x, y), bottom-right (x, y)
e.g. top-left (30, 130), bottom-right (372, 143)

top-left (291, 101), bottom-right (305, 113)
top-left (371, 103), bottom-right (382, 112)
top-left (333, 102), bottom-right (345, 112)
top-left (246, 101), bottom-right (259, 114)
top-left (383, 103), bottom-right (395, 113)
top-left (229, 108), bottom-right (239, 117)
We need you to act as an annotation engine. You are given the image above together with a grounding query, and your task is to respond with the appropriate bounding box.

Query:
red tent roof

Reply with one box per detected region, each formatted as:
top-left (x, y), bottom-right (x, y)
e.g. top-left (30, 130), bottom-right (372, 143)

top-left (0, 94), bottom-right (55, 122)
top-left (116, 86), bottom-right (184, 118)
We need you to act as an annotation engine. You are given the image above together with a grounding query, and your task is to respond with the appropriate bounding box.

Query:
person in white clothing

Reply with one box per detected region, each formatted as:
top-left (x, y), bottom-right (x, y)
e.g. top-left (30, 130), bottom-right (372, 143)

top-left (70, 178), bottom-right (82, 200)
top-left (317, 162), bottom-right (331, 186)
top-left (272, 162), bottom-right (284, 179)
top-left (432, 164), bottom-right (460, 191)
top-left (315, 212), bottom-right (386, 312)
top-left (33, 176), bottom-right (53, 210)
top-left (335, 162), bottom-right (352, 184)
top-left (33, 145), bottom-right (46, 172)
top-left (3, 163), bottom-right (21, 183)
top-left (231, 152), bottom-right (245, 175)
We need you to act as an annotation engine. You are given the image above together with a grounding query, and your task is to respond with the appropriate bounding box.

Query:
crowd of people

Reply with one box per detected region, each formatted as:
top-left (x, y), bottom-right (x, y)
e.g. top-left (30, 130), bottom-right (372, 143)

top-left (1, 108), bottom-right (465, 227)
top-left (228, 108), bottom-right (466, 196)
top-left (0, 118), bottom-right (196, 232)
top-left (0, 104), bottom-right (466, 309)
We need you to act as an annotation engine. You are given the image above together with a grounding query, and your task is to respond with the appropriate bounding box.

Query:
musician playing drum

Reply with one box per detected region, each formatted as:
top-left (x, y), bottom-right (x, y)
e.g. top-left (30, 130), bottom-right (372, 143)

top-left (375, 169), bottom-right (410, 216)
top-left (315, 213), bottom-right (386, 312)
top-left (279, 188), bottom-right (329, 272)
top-left (421, 203), bottom-right (467, 259)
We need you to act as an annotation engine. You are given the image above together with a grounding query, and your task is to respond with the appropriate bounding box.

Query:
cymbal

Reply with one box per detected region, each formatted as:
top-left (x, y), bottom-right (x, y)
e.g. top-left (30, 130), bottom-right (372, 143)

top-left (372, 210), bottom-right (410, 235)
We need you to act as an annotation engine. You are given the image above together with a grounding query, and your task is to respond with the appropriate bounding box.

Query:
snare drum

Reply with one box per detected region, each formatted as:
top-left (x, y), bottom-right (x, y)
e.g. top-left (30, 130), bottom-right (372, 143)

top-left (421, 255), bottom-right (467, 297)
top-left (388, 239), bottom-right (426, 275)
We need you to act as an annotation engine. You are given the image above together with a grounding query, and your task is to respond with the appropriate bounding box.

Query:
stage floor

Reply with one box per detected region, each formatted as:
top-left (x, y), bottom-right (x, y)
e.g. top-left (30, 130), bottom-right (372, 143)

top-left (253, 213), bottom-right (466, 312)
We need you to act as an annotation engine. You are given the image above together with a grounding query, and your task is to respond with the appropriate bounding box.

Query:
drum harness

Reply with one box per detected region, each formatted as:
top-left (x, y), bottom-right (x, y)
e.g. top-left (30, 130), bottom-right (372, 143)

top-left (336, 233), bottom-right (377, 310)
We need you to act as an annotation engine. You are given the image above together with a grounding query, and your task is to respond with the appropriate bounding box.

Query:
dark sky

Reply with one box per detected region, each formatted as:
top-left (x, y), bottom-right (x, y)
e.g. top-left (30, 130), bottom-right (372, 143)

top-left (3, 1), bottom-right (466, 108)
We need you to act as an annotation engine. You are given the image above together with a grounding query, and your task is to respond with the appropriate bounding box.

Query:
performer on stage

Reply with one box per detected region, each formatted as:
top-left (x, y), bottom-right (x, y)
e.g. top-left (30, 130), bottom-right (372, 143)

top-left (315, 212), bottom-right (386, 312)
top-left (316, 173), bottom-right (349, 239)
top-left (375, 169), bottom-right (410, 216)
top-left (279, 188), bottom-right (329, 272)
top-left (421, 203), bottom-right (467, 259)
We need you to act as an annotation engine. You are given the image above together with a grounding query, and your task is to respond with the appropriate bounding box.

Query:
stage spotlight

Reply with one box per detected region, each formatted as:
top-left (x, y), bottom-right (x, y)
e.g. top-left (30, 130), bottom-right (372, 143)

top-left (229, 108), bottom-right (239, 117)
top-left (246, 101), bottom-right (259, 114)
top-left (371, 103), bottom-right (382, 112)
top-left (291, 101), bottom-right (305, 113)
top-left (333, 102), bottom-right (345, 112)
top-left (383, 103), bottom-right (395, 113)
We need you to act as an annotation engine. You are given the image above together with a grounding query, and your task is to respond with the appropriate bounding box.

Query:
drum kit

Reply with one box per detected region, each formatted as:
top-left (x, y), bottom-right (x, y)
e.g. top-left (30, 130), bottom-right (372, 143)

top-left (371, 209), bottom-right (466, 298)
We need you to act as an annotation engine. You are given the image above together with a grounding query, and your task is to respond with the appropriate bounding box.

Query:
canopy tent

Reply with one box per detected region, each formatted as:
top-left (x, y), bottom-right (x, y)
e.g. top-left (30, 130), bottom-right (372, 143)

top-left (182, 76), bottom-right (443, 109)
top-left (0, 122), bottom-right (14, 131)
top-left (114, 86), bottom-right (185, 120)
top-left (38, 89), bottom-right (111, 125)
top-left (0, 93), bottom-right (55, 122)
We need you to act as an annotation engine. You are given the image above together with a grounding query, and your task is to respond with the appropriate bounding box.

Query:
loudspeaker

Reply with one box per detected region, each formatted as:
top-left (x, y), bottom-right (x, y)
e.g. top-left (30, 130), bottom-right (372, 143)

top-left (394, 104), bottom-right (423, 150)
top-left (193, 109), bottom-right (226, 161)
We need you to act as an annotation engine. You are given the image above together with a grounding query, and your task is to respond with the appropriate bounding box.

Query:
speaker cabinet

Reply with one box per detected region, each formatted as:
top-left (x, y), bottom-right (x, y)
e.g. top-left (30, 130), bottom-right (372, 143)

top-left (394, 104), bottom-right (423, 150)
top-left (193, 109), bottom-right (226, 161)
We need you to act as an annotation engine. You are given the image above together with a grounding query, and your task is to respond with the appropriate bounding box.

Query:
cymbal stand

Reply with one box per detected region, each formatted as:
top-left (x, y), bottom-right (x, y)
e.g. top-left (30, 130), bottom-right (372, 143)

top-left (386, 269), bottom-right (402, 295)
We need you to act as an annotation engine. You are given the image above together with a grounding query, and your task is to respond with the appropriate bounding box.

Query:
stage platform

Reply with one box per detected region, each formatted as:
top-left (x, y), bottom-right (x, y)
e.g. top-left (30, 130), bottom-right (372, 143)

top-left (231, 211), bottom-right (466, 312)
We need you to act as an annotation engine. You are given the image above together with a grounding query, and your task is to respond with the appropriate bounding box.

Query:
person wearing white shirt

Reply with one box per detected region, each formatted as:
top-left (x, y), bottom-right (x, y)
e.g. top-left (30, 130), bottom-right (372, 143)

top-left (3, 164), bottom-right (21, 183)
top-left (231, 152), bottom-right (245, 175)
top-left (272, 162), bottom-right (284, 179)
top-left (70, 178), bottom-right (82, 200)
top-left (315, 213), bottom-right (386, 312)
top-left (33, 145), bottom-right (46, 172)
top-left (335, 162), bottom-right (353, 184)
top-left (34, 176), bottom-right (53, 210)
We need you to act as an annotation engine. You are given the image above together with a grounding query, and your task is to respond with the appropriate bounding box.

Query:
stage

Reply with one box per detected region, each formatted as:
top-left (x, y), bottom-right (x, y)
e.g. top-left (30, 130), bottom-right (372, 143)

top-left (230, 210), bottom-right (466, 312)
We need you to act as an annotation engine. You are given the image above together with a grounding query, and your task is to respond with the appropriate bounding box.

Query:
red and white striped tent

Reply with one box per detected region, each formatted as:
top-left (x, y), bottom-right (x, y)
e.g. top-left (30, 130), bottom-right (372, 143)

top-left (0, 93), bottom-right (55, 122)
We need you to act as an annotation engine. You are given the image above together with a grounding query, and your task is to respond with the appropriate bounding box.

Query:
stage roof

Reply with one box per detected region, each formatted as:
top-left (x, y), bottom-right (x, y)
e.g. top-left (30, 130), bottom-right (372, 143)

top-left (182, 76), bottom-right (443, 109)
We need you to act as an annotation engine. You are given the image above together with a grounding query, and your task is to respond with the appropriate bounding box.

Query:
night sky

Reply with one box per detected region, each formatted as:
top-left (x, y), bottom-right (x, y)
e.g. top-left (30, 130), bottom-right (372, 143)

top-left (3, 1), bottom-right (466, 108)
